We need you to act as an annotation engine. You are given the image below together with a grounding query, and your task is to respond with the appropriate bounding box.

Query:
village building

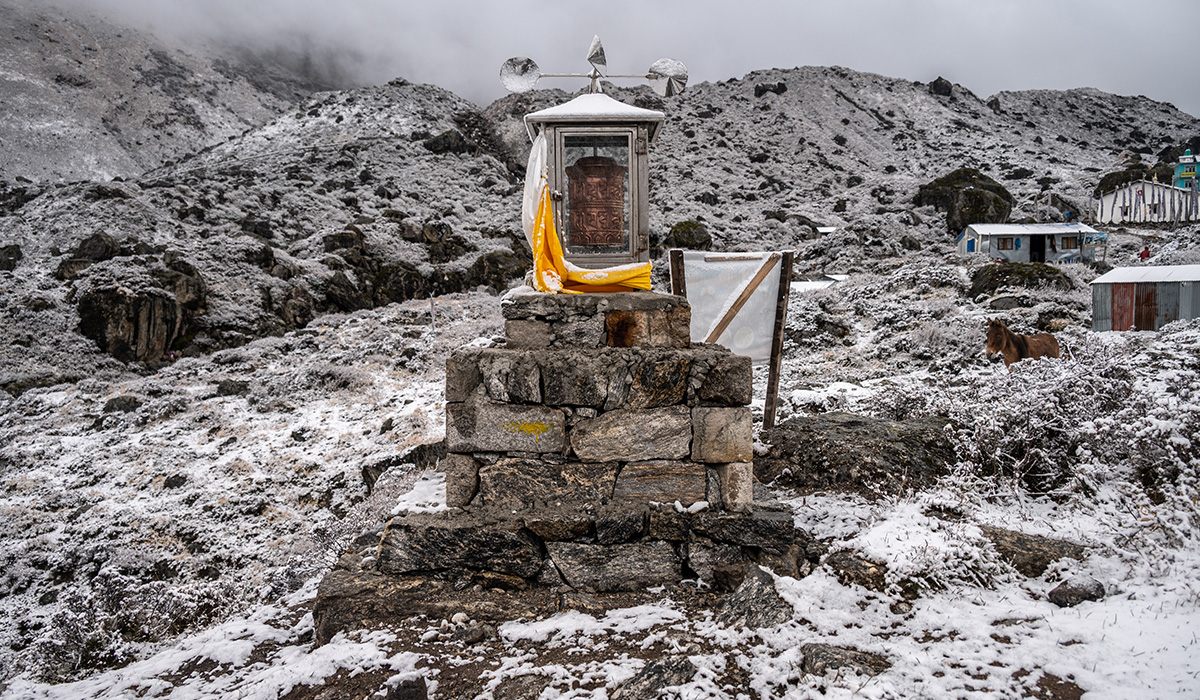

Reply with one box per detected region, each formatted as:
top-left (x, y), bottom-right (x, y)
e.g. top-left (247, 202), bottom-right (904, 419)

top-left (1094, 151), bottom-right (1200, 225)
top-left (957, 222), bottom-right (1106, 263)
top-left (1091, 264), bottom-right (1200, 331)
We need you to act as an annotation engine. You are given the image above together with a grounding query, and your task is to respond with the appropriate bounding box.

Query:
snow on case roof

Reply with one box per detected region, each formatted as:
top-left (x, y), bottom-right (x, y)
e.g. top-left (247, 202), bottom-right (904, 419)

top-left (524, 93), bottom-right (664, 141)
top-left (1091, 264), bottom-right (1200, 285)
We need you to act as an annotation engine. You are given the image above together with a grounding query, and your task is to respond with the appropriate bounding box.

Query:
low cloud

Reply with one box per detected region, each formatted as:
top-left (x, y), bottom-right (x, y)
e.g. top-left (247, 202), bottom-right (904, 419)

top-left (48, 0), bottom-right (1200, 117)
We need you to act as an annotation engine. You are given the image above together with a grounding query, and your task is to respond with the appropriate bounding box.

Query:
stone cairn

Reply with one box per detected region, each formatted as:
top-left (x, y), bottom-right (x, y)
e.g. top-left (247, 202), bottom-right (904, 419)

top-left (313, 288), bottom-right (801, 644)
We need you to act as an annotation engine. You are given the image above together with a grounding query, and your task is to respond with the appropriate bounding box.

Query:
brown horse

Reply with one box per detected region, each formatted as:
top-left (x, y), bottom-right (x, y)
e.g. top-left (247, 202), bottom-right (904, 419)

top-left (986, 319), bottom-right (1060, 369)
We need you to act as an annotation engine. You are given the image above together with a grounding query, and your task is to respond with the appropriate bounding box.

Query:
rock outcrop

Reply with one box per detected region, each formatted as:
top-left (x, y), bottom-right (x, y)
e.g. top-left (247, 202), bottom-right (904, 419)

top-left (915, 167), bottom-right (1014, 233)
top-left (756, 412), bottom-right (956, 498)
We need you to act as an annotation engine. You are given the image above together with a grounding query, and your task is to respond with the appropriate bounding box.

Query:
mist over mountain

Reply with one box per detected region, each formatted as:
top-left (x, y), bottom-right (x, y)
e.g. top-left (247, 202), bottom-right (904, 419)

top-left (0, 0), bottom-right (350, 182)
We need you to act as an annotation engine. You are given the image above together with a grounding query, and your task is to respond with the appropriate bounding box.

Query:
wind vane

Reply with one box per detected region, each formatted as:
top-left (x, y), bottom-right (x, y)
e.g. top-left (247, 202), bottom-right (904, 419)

top-left (500, 36), bottom-right (688, 96)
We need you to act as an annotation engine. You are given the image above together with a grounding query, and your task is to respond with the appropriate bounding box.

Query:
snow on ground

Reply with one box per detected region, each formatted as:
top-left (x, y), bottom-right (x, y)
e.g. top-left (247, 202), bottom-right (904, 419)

top-left (3, 221), bottom-right (1200, 697)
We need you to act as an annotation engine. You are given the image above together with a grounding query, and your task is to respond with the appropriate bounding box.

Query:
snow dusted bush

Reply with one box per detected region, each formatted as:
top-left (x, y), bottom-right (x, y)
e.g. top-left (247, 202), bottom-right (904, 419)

top-left (31, 568), bottom-right (235, 682)
top-left (866, 321), bottom-right (1200, 547)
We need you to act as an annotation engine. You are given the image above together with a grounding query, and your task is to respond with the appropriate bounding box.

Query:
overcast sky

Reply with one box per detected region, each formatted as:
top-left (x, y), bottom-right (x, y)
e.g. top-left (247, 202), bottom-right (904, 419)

top-left (62, 0), bottom-right (1200, 118)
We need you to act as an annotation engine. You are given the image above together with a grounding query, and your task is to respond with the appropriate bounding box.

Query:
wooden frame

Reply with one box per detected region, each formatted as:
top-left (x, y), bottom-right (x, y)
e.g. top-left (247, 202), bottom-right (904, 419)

top-left (669, 249), bottom-right (794, 429)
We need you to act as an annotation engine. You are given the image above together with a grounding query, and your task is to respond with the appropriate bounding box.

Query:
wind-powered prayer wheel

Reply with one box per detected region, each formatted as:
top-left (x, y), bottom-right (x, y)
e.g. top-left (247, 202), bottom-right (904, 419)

top-left (501, 37), bottom-right (688, 269)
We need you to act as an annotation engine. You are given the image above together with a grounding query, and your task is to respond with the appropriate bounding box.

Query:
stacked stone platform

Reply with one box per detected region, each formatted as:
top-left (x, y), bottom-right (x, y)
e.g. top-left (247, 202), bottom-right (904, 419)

top-left (314, 288), bottom-right (805, 643)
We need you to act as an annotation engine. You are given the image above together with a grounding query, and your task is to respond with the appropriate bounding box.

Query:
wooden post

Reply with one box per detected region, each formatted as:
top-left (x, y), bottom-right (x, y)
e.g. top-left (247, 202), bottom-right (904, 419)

top-left (668, 249), bottom-right (686, 297)
top-left (762, 251), bottom-right (794, 430)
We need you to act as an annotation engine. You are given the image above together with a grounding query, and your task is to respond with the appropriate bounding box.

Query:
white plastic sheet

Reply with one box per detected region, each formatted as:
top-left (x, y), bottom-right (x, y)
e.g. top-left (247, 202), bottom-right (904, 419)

top-left (521, 132), bottom-right (548, 251)
top-left (681, 250), bottom-right (782, 363)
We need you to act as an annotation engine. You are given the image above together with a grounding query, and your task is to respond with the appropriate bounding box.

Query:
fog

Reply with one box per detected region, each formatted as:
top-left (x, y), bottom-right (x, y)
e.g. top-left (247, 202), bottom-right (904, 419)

top-left (52, 0), bottom-right (1200, 118)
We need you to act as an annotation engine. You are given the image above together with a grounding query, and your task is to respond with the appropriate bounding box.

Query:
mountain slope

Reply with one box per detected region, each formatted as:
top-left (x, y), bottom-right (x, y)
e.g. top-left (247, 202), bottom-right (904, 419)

top-left (0, 0), bottom-right (314, 181)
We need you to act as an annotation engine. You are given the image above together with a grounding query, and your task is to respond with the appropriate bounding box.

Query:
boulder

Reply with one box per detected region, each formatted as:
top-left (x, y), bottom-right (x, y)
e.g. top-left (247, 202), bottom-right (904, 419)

top-left (77, 286), bottom-right (187, 363)
top-left (546, 540), bottom-right (682, 592)
top-left (0, 244), bottom-right (21, 271)
top-left (1047, 575), bottom-right (1105, 608)
top-left (715, 565), bottom-right (793, 629)
top-left (756, 412), bottom-right (955, 499)
top-left (800, 643), bottom-right (891, 677)
top-left (825, 550), bottom-right (888, 592)
top-left (979, 525), bottom-right (1086, 578)
top-left (754, 82), bottom-right (788, 98)
top-left (662, 220), bottom-right (713, 251)
top-left (928, 77), bottom-right (953, 97)
top-left (914, 167), bottom-right (1014, 233)
top-left (611, 656), bottom-right (697, 700)
top-left (969, 262), bottom-right (1074, 299)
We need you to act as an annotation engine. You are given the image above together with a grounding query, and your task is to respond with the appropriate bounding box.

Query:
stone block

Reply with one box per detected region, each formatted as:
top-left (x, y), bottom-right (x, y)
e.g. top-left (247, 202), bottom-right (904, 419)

top-left (504, 319), bottom-right (553, 349)
top-left (613, 460), bottom-right (707, 505)
top-left (595, 508), bottom-right (648, 544)
top-left (692, 510), bottom-right (800, 548)
top-left (479, 351), bottom-right (541, 404)
top-left (716, 462), bottom-right (754, 513)
top-left (446, 399), bottom-right (565, 454)
top-left (572, 407), bottom-right (692, 462)
top-left (443, 453), bottom-right (479, 508)
top-left (540, 352), bottom-right (611, 407)
top-left (696, 353), bottom-right (753, 406)
top-left (706, 467), bottom-right (723, 508)
top-left (555, 315), bottom-right (606, 348)
top-left (378, 513), bottom-right (543, 578)
top-left (751, 544), bottom-right (805, 579)
top-left (686, 538), bottom-right (745, 583)
top-left (546, 540), bottom-right (682, 592)
top-left (476, 458), bottom-right (621, 510)
top-left (502, 287), bottom-right (688, 321)
top-left (312, 569), bottom-right (559, 646)
top-left (648, 504), bottom-right (691, 541)
top-left (605, 305), bottom-right (690, 348)
top-left (626, 355), bottom-right (691, 408)
top-left (691, 407), bottom-right (753, 463)
top-left (445, 350), bottom-right (482, 403)
top-left (524, 513), bottom-right (593, 541)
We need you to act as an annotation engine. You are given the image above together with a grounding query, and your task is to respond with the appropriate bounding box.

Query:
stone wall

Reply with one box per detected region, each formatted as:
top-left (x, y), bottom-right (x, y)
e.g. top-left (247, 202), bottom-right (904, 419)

top-left (359, 288), bottom-right (793, 596)
top-left (444, 287), bottom-right (755, 514)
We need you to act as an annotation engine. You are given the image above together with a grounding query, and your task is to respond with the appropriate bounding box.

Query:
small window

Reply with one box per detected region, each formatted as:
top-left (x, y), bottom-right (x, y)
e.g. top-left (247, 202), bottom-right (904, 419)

top-left (966, 239), bottom-right (976, 252)
top-left (997, 237), bottom-right (1014, 250)
top-left (1121, 206), bottom-right (1130, 216)
top-left (1062, 236), bottom-right (1079, 249)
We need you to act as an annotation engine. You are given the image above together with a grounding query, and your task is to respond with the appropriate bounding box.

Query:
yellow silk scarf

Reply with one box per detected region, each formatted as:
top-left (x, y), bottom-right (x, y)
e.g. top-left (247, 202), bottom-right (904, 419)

top-left (529, 184), bottom-right (652, 294)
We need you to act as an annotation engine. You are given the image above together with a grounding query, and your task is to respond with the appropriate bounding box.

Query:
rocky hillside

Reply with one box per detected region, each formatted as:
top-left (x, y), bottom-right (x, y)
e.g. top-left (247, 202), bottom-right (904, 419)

top-left (488, 69), bottom-right (1198, 251)
top-left (3, 62), bottom-right (1198, 400)
top-left (0, 0), bottom-right (326, 182)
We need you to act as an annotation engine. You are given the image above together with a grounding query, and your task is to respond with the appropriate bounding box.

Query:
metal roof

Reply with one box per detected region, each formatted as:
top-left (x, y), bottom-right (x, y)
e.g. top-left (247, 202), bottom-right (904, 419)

top-left (965, 223), bottom-right (1099, 236)
top-left (1091, 265), bottom-right (1200, 285)
top-left (524, 93), bottom-right (664, 141)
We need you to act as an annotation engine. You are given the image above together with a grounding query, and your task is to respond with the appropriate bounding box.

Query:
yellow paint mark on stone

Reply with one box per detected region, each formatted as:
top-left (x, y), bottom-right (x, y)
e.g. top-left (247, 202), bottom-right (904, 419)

top-left (505, 420), bottom-right (552, 447)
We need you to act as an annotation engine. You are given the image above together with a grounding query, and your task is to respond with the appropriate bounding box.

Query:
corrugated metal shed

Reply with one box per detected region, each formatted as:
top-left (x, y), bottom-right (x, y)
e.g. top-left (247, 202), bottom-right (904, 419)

top-left (1091, 265), bottom-right (1200, 331)
top-left (1091, 265), bottom-right (1200, 284)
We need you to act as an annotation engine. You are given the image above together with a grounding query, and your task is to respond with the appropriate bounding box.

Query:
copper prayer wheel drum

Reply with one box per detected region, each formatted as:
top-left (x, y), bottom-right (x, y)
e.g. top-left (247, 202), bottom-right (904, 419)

top-left (565, 156), bottom-right (627, 247)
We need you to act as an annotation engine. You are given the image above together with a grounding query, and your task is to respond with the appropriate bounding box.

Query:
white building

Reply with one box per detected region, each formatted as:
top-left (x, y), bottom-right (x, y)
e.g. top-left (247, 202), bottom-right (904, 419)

top-left (1094, 179), bottom-right (1199, 225)
top-left (957, 223), bottom-right (1106, 263)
